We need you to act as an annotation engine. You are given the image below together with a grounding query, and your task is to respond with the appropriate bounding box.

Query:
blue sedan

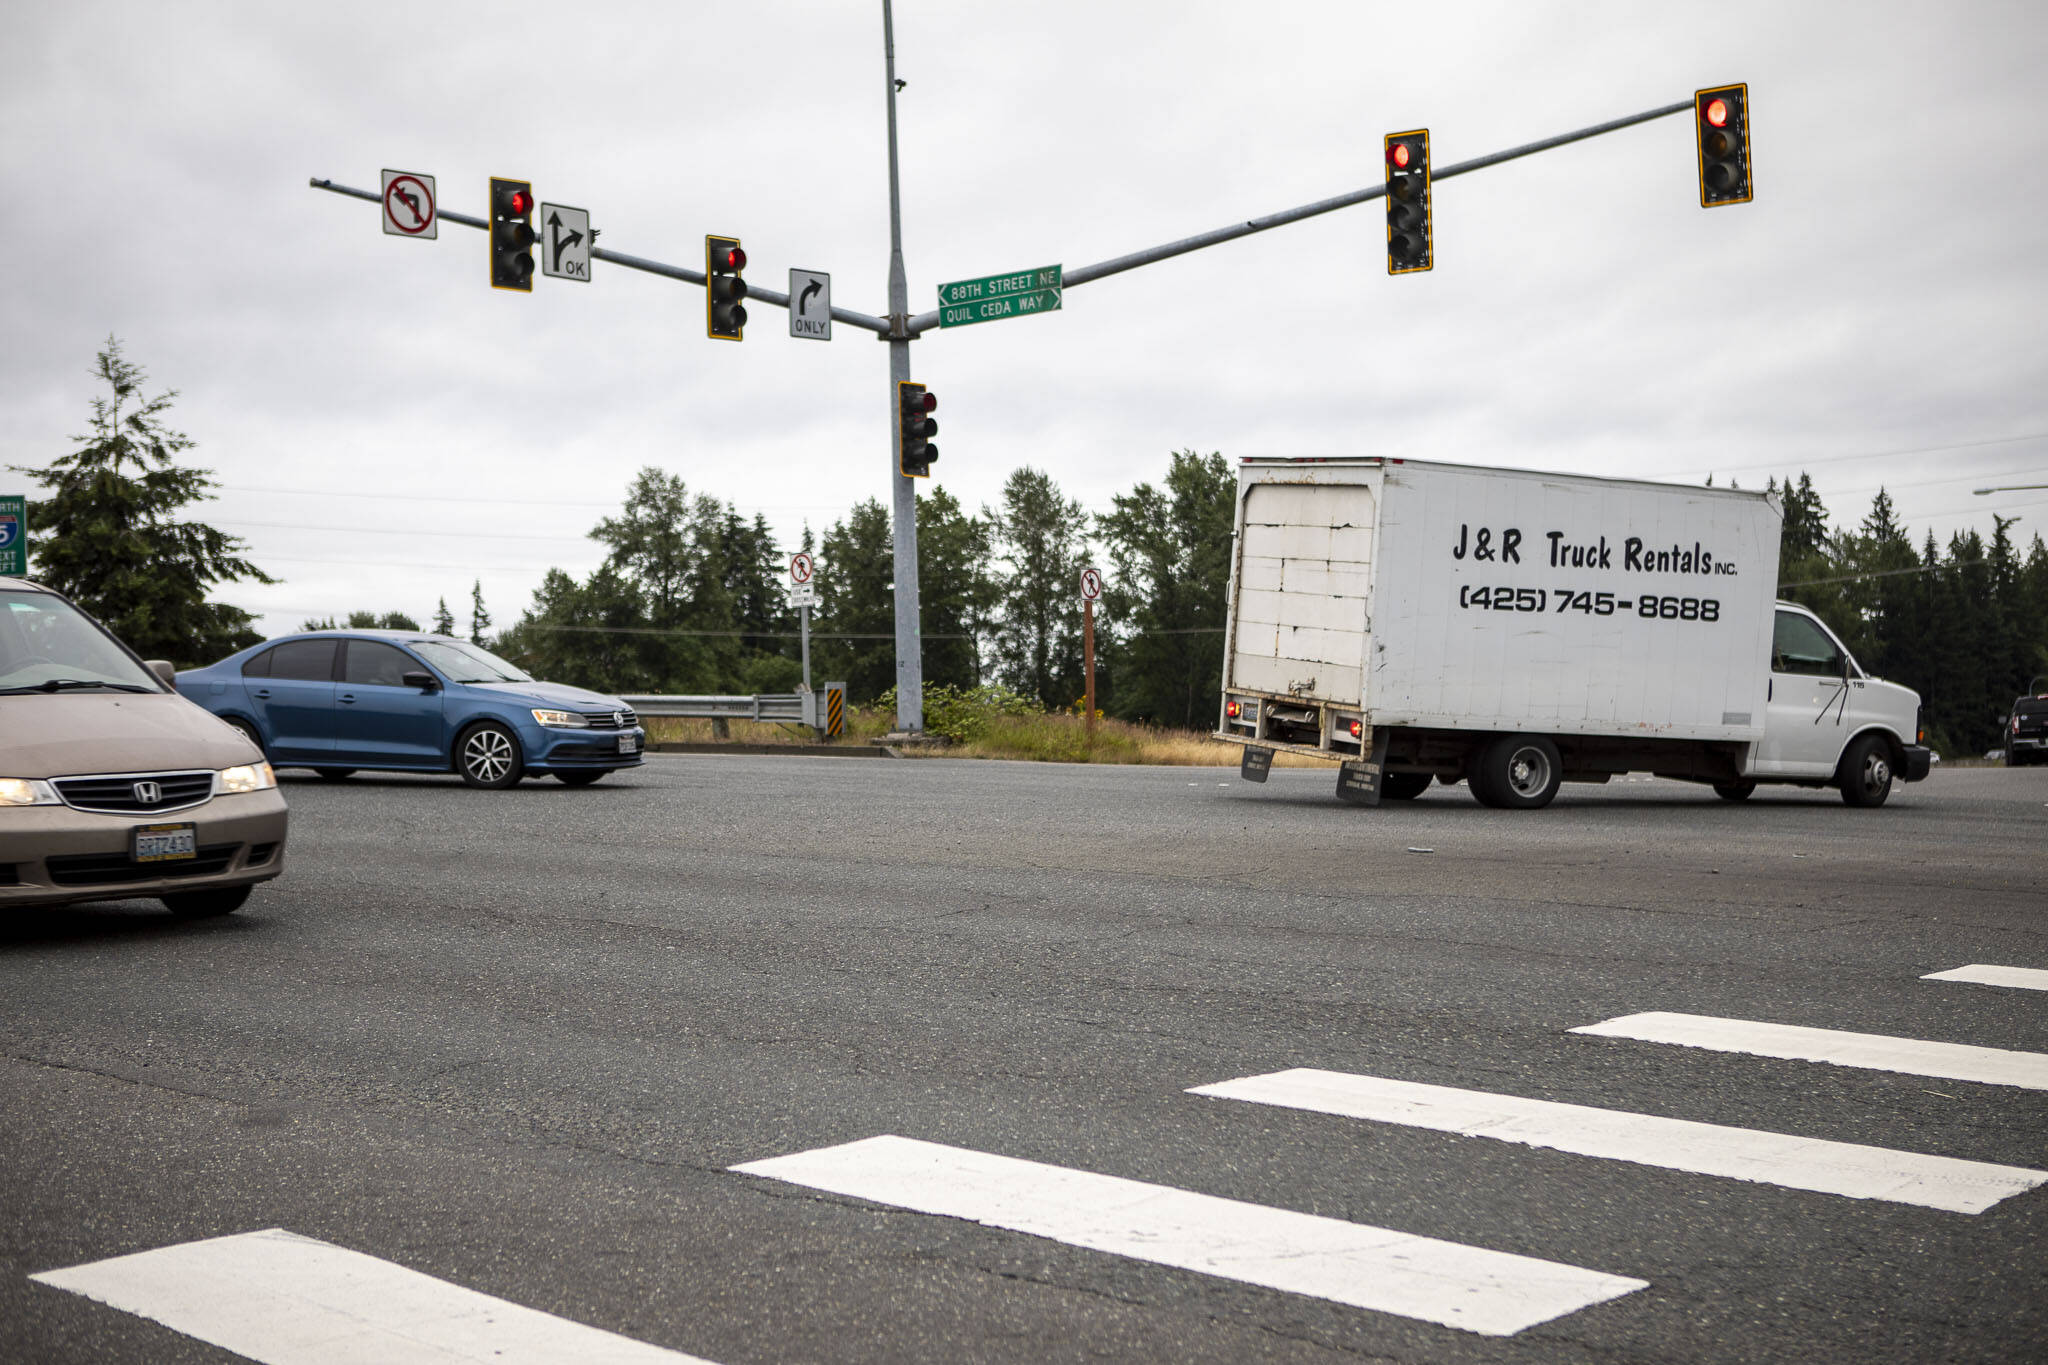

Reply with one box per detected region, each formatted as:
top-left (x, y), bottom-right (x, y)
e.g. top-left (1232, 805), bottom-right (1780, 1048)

top-left (175, 631), bottom-right (645, 789)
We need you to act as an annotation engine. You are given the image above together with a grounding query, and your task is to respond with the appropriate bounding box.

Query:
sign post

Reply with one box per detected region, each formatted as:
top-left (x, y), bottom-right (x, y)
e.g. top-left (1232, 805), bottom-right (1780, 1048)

top-left (790, 553), bottom-right (817, 715)
top-left (1079, 566), bottom-right (1104, 740)
top-left (0, 494), bottom-right (25, 577)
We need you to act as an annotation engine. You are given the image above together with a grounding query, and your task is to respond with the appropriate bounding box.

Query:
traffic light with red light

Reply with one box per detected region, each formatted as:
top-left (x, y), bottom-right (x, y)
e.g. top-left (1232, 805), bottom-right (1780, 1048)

top-left (706, 235), bottom-right (747, 340)
top-left (1695, 84), bottom-right (1753, 207)
top-left (898, 381), bottom-right (938, 478)
top-left (1384, 130), bottom-right (1432, 274)
top-left (489, 177), bottom-right (536, 292)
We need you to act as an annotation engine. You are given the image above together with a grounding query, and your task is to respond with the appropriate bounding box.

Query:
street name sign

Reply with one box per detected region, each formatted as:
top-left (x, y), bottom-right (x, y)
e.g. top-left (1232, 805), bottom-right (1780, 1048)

top-left (0, 494), bottom-right (25, 577)
top-left (789, 269), bottom-right (831, 340)
top-left (539, 203), bottom-right (590, 281)
top-left (380, 170), bottom-right (436, 238)
top-left (937, 263), bottom-right (1062, 329)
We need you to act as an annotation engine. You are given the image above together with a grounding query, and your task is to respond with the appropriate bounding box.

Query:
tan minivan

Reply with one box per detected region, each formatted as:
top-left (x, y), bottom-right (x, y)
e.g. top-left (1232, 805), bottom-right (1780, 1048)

top-left (1, 577), bottom-right (287, 916)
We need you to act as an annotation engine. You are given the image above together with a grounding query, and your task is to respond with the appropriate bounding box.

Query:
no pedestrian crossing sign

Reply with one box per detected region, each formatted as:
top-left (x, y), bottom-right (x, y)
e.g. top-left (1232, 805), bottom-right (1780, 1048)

top-left (0, 494), bottom-right (26, 577)
top-left (937, 264), bottom-right (1062, 329)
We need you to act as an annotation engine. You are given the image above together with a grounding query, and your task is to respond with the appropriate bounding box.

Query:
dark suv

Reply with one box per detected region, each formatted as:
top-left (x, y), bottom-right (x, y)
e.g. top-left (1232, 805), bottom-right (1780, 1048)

top-left (2007, 683), bottom-right (2048, 767)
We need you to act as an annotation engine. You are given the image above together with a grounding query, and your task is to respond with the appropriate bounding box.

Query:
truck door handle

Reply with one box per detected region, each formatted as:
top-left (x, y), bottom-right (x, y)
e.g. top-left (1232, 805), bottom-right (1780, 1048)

top-left (1767, 680), bottom-right (1772, 702)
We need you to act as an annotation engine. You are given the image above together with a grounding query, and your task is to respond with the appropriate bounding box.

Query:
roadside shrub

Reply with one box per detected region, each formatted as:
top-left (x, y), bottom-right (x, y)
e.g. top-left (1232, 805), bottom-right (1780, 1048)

top-left (873, 683), bottom-right (1042, 743)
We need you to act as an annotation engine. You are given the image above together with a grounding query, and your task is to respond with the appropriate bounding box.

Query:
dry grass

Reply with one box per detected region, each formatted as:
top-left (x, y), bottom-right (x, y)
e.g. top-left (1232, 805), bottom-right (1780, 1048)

top-left (641, 707), bottom-right (1328, 766)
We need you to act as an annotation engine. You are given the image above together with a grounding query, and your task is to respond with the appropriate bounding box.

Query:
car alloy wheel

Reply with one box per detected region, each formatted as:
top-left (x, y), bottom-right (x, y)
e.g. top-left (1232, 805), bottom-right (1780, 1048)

top-left (457, 723), bottom-right (522, 790)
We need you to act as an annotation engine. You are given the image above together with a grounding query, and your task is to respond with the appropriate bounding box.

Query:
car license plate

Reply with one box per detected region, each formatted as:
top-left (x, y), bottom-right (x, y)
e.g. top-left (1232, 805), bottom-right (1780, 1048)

top-left (133, 822), bottom-right (198, 863)
top-left (617, 734), bottom-right (638, 754)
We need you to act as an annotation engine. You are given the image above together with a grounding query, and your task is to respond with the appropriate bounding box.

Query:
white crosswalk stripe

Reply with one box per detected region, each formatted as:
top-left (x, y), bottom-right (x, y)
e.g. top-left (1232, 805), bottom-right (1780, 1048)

top-left (1570, 1011), bottom-right (2048, 1091)
top-left (1923, 964), bottom-right (2048, 992)
top-left (31, 1228), bottom-right (720, 1365)
top-left (1189, 1068), bottom-right (2047, 1214)
top-left (732, 1133), bottom-right (1647, 1337)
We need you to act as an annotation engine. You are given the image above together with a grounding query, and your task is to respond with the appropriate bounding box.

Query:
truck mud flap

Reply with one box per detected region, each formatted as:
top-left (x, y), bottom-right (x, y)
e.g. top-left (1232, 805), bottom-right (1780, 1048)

top-left (1336, 732), bottom-right (1392, 806)
top-left (1240, 746), bottom-right (1273, 783)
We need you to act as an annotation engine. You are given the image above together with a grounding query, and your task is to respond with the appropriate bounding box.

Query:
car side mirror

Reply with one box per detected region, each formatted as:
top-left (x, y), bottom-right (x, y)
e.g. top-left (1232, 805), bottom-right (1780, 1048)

top-left (402, 670), bottom-right (439, 691)
top-left (146, 659), bottom-right (176, 686)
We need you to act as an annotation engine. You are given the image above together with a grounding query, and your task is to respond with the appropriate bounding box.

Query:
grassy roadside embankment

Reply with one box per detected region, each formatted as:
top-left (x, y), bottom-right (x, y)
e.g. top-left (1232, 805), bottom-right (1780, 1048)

top-left (642, 705), bottom-right (1329, 766)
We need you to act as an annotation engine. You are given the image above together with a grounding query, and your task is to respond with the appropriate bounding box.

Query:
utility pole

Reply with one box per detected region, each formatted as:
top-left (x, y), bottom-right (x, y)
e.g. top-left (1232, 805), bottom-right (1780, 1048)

top-left (881, 0), bottom-right (922, 734)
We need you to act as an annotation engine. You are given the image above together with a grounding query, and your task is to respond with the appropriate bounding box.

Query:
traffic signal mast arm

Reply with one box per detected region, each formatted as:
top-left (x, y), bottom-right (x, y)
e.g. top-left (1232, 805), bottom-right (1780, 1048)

top-left (898, 97), bottom-right (1692, 335)
top-left (306, 177), bottom-right (895, 336)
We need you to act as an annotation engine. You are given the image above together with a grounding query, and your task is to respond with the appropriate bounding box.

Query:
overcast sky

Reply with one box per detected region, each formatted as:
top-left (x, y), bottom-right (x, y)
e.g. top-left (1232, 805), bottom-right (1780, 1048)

top-left (4, 0), bottom-right (2045, 641)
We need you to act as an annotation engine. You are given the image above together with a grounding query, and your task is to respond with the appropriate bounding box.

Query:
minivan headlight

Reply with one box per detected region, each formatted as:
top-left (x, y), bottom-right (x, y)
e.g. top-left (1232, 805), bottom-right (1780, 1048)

top-left (217, 763), bottom-right (276, 794)
top-left (0, 778), bottom-right (60, 807)
top-left (531, 709), bottom-right (589, 728)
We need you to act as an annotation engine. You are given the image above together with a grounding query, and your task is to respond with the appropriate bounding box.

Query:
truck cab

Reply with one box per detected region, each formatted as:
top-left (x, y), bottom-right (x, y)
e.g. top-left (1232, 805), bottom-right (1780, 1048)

top-left (1741, 601), bottom-right (1931, 804)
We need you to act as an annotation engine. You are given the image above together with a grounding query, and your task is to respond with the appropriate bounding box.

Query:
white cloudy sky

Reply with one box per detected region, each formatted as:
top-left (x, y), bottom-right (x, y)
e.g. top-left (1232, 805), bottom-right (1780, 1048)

top-left (3, 0), bottom-right (2045, 639)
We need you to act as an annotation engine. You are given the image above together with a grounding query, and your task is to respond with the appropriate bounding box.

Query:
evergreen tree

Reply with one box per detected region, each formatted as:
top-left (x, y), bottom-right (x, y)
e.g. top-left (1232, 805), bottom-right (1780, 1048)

top-left (1096, 450), bottom-right (1235, 728)
top-left (12, 337), bottom-right (272, 665)
top-left (433, 596), bottom-right (456, 636)
top-left (990, 467), bottom-right (1089, 710)
top-left (815, 498), bottom-right (895, 701)
top-left (917, 486), bottom-right (996, 691)
top-left (299, 610), bottom-right (421, 632)
top-left (469, 579), bottom-right (491, 646)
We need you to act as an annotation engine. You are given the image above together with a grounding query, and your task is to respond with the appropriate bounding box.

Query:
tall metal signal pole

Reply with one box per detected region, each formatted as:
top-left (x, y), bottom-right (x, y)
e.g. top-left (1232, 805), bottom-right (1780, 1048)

top-left (882, 0), bottom-right (922, 734)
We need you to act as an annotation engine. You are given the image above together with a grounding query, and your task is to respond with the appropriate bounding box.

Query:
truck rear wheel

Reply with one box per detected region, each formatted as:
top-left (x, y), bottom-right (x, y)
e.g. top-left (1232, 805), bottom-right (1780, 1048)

top-left (1839, 733), bottom-right (1894, 807)
top-left (1713, 780), bottom-right (1757, 801)
top-left (1473, 735), bottom-right (1562, 809)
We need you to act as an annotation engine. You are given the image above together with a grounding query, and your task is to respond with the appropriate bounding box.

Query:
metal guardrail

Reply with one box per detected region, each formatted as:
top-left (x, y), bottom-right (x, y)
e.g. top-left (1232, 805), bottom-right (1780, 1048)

top-left (620, 694), bottom-right (807, 722)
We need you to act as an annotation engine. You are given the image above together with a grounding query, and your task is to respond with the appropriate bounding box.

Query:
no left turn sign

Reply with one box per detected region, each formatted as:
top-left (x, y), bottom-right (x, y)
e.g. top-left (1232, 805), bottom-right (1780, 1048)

top-left (790, 552), bottom-right (815, 585)
top-left (381, 170), bottom-right (436, 238)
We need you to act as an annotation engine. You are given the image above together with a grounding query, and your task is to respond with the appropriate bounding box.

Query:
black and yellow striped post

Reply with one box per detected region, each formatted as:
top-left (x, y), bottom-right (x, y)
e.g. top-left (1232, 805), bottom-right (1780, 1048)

top-left (824, 682), bottom-right (845, 739)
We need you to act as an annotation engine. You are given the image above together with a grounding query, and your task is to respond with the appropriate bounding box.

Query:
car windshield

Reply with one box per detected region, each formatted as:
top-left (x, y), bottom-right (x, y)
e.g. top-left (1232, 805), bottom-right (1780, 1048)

top-left (0, 589), bottom-right (162, 694)
top-left (410, 639), bottom-right (533, 684)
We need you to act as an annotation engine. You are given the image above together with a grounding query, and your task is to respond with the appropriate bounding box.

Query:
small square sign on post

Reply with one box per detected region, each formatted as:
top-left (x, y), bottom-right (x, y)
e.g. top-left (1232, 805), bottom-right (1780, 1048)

top-left (0, 494), bottom-right (27, 577)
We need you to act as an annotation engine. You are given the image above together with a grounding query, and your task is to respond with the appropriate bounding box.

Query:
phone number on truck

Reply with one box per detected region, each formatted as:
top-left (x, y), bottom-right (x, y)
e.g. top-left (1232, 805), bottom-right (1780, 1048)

top-left (1456, 586), bottom-right (1723, 621)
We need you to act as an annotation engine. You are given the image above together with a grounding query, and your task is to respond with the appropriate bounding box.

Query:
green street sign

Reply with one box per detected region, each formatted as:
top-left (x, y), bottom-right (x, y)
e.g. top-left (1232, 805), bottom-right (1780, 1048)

top-left (937, 264), bottom-right (1062, 329)
top-left (0, 495), bottom-right (25, 578)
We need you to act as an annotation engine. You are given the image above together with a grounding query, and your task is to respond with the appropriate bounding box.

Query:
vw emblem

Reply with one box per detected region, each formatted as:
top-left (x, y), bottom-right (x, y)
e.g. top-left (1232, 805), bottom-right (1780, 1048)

top-left (612, 710), bottom-right (624, 727)
top-left (133, 780), bottom-right (163, 806)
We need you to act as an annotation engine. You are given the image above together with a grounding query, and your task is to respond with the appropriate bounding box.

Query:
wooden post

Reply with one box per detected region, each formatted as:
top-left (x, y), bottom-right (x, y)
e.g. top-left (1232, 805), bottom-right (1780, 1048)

top-left (1084, 596), bottom-right (1096, 739)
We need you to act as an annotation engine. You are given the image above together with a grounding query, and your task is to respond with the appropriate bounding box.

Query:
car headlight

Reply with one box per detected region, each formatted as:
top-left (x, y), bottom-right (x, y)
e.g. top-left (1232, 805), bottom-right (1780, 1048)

top-left (217, 763), bottom-right (276, 794)
top-left (0, 778), bottom-right (60, 807)
top-left (531, 709), bottom-right (589, 728)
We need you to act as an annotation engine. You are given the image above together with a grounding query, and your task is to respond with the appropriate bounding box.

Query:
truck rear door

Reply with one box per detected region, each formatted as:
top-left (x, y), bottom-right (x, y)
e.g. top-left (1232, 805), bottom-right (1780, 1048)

top-left (1230, 481), bottom-right (1374, 707)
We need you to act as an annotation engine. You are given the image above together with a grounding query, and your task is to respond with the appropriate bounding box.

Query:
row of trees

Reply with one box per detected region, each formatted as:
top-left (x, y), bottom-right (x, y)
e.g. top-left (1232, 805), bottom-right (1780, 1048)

top-left (16, 340), bottom-right (2048, 755)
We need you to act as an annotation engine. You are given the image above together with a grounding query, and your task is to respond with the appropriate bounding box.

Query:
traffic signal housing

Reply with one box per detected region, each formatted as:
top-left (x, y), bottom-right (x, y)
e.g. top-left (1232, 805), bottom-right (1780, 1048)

top-left (706, 235), bottom-right (747, 340)
top-left (1695, 84), bottom-right (1753, 207)
top-left (489, 177), bottom-right (536, 292)
top-left (1384, 130), bottom-right (1432, 275)
top-left (898, 382), bottom-right (938, 478)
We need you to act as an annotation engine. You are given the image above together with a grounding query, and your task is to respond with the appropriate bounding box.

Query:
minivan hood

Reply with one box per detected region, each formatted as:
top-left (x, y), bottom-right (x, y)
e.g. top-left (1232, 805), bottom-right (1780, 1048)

top-left (467, 680), bottom-right (629, 711)
top-left (1, 692), bottom-right (261, 778)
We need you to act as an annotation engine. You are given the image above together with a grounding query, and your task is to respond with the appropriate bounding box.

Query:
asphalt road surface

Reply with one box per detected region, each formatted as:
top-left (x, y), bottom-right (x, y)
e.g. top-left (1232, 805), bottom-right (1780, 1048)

top-left (3, 756), bottom-right (2044, 1364)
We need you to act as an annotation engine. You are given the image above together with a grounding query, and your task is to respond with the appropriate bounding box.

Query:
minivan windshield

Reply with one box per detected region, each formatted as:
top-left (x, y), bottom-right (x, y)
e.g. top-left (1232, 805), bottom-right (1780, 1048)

top-left (0, 589), bottom-right (163, 694)
top-left (409, 639), bottom-right (533, 684)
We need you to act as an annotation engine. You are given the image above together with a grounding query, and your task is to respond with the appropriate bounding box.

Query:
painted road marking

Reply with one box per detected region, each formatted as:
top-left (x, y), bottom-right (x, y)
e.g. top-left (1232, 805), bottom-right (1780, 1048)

top-left (1923, 964), bottom-right (2048, 993)
top-left (31, 1228), bottom-right (718, 1365)
top-left (1190, 1069), bottom-right (2046, 1214)
top-left (1571, 1012), bottom-right (2048, 1092)
top-left (732, 1134), bottom-right (1645, 1337)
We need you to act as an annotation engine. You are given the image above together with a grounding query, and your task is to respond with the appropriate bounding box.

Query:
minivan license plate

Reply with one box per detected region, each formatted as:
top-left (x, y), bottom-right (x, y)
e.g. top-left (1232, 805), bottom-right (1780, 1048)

top-left (133, 823), bottom-right (198, 863)
top-left (617, 734), bottom-right (638, 754)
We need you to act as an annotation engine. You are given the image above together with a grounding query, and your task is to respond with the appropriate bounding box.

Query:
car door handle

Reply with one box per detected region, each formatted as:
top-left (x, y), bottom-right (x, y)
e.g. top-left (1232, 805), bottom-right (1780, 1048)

top-left (253, 688), bottom-right (272, 699)
top-left (338, 693), bottom-right (357, 704)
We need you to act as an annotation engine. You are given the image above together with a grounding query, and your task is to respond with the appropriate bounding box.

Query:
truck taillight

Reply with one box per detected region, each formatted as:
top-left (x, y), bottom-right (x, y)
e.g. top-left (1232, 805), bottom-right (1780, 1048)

top-left (1226, 700), bottom-right (1241, 719)
top-left (2015, 717), bottom-right (2023, 735)
top-left (1349, 720), bottom-right (1362, 738)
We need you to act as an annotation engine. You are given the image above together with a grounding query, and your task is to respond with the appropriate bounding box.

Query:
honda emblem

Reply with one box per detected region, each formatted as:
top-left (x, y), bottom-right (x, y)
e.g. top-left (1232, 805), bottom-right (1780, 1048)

top-left (133, 780), bottom-right (162, 806)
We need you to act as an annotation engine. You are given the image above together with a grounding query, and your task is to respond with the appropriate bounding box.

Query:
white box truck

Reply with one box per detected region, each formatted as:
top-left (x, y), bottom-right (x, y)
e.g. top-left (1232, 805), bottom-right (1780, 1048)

top-left (1216, 459), bottom-right (1932, 808)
